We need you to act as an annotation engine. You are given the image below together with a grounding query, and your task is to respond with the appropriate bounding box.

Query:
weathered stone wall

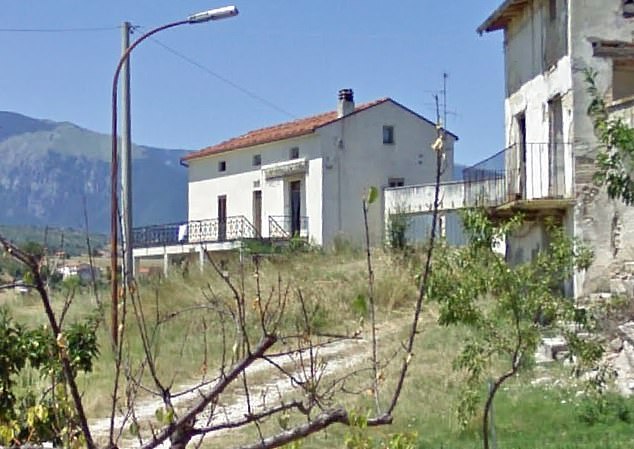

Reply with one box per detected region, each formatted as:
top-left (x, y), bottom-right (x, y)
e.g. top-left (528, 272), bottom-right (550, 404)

top-left (570, 0), bottom-right (634, 296)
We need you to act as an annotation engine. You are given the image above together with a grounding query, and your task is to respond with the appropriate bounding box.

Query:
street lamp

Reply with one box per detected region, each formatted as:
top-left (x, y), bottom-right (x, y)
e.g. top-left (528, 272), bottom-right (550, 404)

top-left (110, 6), bottom-right (239, 345)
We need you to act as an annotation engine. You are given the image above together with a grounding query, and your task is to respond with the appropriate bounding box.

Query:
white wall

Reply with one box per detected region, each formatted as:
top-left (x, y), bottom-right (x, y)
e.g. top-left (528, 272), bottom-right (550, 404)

top-left (187, 134), bottom-right (324, 243)
top-left (503, 56), bottom-right (574, 199)
top-left (318, 100), bottom-right (455, 246)
top-left (187, 99), bottom-right (453, 248)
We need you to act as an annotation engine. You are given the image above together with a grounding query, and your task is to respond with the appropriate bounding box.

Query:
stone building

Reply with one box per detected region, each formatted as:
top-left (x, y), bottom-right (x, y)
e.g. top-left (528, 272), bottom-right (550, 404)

top-left (386, 0), bottom-right (634, 298)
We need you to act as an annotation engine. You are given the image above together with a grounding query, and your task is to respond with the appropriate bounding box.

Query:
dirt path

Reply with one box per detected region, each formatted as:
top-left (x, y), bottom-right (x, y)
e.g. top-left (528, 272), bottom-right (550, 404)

top-left (90, 320), bottom-right (401, 448)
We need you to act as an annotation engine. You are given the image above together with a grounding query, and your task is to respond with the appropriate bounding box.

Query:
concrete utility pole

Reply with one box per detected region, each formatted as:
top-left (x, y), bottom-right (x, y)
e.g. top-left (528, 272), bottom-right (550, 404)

top-left (110, 7), bottom-right (239, 345)
top-left (121, 21), bottom-right (133, 286)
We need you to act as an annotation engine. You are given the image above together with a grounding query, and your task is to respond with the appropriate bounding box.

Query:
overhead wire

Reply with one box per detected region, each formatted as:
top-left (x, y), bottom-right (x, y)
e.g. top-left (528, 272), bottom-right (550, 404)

top-left (0, 22), bottom-right (297, 120)
top-left (148, 36), bottom-right (297, 120)
top-left (0, 26), bottom-right (120, 33)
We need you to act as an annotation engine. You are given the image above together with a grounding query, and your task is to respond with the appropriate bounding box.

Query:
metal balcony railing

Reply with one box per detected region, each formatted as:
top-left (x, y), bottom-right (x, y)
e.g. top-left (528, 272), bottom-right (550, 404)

top-left (268, 215), bottom-right (309, 239)
top-left (132, 216), bottom-right (259, 249)
top-left (463, 142), bottom-right (571, 208)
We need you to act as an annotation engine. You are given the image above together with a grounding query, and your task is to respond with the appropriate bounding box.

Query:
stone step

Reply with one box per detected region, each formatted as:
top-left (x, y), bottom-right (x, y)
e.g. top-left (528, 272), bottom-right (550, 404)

top-left (536, 336), bottom-right (568, 363)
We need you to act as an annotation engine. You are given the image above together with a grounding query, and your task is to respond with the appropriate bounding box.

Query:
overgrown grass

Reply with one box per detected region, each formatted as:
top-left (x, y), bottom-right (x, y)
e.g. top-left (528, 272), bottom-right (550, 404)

top-left (4, 247), bottom-right (634, 449)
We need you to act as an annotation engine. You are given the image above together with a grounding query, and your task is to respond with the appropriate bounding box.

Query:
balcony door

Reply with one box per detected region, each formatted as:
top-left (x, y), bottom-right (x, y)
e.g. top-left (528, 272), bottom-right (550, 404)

top-left (548, 96), bottom-right (564, 197)
top-left (517, 113), bottom-right (527, 200)
top-left (218, 195), bottom-right (227, 241)
top-left (252, 190), bottom-right (262, 236)
top-left (290, 180), bottom-right (301, 237)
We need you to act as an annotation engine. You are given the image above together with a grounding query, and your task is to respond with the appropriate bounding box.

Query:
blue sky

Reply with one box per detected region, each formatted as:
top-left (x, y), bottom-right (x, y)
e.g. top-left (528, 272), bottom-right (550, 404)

top-left (1, 1), bottom-right (506, 165)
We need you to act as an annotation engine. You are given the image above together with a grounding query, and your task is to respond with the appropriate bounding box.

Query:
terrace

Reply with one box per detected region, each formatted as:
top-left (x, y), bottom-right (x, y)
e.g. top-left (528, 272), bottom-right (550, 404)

top-left (385, 142), bottom-right (574, 219)
top-left (131, 214), bottom-right (310, 275)
top-left (132, 215), bottom-right (309, 249)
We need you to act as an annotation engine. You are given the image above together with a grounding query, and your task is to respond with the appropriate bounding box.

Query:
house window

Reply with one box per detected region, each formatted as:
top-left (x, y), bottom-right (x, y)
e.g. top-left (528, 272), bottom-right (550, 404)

top-left (289, 147), bottom-right (300, 159)
top-left (613, 60), bottom-right (634, 101)
top-left (383, 125), bottom-right (395, 144)
top-left (218, 160), bottom-right (226, 172)
top-left (252, 154), bottom-right (261, 166)
top-left (388, 177), bottom-right (405, 188)
top-left (624, 0), bottom-right (634, 18)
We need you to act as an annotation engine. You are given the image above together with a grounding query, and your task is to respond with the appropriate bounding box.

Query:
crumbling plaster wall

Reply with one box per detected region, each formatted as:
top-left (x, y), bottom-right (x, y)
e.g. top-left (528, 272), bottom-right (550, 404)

top-left (570, 0), bottom-right (634, 295)
top-left (501, 0), bottom-right (574, 287)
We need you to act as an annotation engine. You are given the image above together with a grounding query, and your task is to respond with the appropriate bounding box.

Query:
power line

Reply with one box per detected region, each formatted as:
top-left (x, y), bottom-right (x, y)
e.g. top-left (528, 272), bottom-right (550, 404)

top-left (148, 36), bottom-right (297, 120)
top-left (0, 26), bottom-right (120, 33)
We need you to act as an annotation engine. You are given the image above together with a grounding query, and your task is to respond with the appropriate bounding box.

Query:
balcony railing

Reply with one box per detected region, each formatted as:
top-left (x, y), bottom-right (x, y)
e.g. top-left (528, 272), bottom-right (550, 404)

top-left (132, 216), bottom-right (259, 249)
top-left (268, 215), bottom-right (309, 239)
top-left (463, 142), bottom-right (571, 208)
top-left (384, 142), bottom-right (573, 217)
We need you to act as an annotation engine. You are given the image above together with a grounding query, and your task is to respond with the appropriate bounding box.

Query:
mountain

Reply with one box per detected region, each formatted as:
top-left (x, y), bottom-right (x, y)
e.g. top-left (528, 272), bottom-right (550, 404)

top-left (0, 111), bottom-right (188, 232)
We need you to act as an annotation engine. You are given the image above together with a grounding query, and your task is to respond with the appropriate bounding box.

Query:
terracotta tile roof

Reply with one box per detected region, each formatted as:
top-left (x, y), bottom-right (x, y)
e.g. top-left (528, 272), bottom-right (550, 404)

top-left (182, 98), bottom-right (389, 162)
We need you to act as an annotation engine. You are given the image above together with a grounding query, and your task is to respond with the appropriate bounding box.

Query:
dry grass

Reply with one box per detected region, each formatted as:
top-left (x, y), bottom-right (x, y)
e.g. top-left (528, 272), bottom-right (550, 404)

top-left (9, 248), bottom-right (630, 449)
top-left (5, 248), bottom-right (423, 420)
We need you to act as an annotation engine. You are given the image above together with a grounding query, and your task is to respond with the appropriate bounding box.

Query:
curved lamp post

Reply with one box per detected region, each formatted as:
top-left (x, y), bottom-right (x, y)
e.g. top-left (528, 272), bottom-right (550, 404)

top-left (110, 6), bottom-right (239, 344)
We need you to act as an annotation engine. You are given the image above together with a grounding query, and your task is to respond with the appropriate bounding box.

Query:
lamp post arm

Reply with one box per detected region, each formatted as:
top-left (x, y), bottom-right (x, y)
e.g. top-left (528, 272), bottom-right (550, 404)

top-left (109, 19), bottom-right (188, 346)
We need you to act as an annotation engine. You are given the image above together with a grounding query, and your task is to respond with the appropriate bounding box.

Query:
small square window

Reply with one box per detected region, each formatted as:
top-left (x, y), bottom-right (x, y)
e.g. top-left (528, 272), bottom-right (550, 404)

top-left (625, 0), bottom-right (634, 17)
top-left (388, 177), bottom-right (404, 188)
top-left (218, 161), bottom-right (226, 172)
top-left (290, 147), bottom-right (300, 159)
top-left (252, 154), bottom-right (262, 166)
top-left (383, 125), bottom-right (395, 144)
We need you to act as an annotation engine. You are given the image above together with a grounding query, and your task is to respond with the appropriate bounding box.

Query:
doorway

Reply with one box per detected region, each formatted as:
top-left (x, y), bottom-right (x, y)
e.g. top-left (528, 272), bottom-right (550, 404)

top-left (516, 113), bottom-right (527, 200)
top-left (218, 195), bottom-right (227, 241)
top-left (253, 190), bottom-right (262, 236)
top-left (548, 96), bottom-right (564, 197)
top-left (289, 181), bottom-right (301, 237)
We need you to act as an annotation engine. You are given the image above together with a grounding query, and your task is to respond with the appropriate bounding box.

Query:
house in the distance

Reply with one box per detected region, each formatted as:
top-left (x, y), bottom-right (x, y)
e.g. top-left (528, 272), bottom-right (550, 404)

top-left (385, 0), bottom-right (634, 298)
top-left (58, 263), bottom-right (101, 283)
top-left (132, 89), bottom-right (457, 272)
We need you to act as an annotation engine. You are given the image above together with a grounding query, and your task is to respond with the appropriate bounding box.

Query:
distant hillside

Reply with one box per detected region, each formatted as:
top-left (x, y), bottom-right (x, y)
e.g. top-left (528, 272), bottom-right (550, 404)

top-left (0, 224), bottom-right (108, 257)
top-left (0, 111), bottom-right (188, 232)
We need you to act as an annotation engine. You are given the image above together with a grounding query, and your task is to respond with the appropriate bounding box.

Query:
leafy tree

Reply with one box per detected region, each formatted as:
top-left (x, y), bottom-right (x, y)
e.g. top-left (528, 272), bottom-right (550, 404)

top-left (20, 241), bottom-right (45, 260)
top-left (428, 209), bottom-right (602, 449)
top-left (0, 308), bottom-right (99, 447)
top-left (586, 69), bottom-right (634, 204)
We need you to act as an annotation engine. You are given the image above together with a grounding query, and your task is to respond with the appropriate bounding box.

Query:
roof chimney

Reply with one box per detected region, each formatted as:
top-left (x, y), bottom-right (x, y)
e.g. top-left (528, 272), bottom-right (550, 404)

top-left (337, 88), bottom-right (354, 118)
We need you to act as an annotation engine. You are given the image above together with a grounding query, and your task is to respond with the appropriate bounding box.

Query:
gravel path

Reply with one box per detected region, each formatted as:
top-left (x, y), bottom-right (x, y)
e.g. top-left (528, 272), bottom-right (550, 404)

top-left (89, 326), bottom-right (388, 449)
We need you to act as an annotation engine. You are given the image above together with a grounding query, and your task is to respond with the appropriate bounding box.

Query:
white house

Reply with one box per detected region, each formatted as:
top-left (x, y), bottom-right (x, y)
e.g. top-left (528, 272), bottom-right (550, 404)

top-left (182, 89), bottom-right (457, 247)
top-left (58, 263), bottom-right (101, 283)
top-left (132, 89), bottom-right (457, 273)
top-left (386, 0), bottom-right (634, 298)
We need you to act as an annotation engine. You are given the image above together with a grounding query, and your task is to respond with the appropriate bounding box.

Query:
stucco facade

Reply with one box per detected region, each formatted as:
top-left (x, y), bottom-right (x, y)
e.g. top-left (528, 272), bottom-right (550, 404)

top-left (184, 93), bottom-right (456, 248)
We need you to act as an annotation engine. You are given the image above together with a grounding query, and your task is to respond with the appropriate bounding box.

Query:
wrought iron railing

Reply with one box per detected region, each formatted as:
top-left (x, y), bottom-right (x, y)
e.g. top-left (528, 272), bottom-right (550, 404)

top-left (132, 216), bottom-right (260, 248)
top-left (462, 142), bottom-right (570, 208)
top-left (268, 215), bottom-right (309, 239)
